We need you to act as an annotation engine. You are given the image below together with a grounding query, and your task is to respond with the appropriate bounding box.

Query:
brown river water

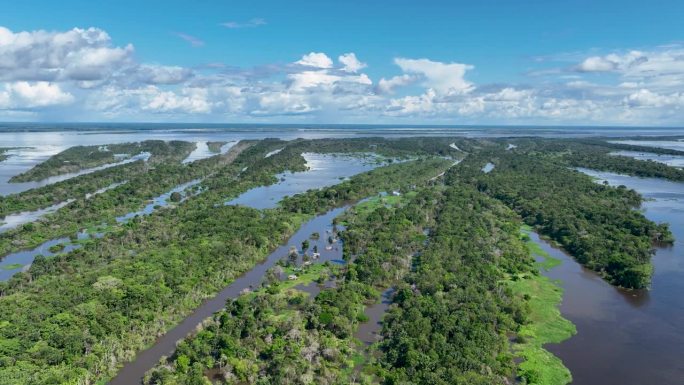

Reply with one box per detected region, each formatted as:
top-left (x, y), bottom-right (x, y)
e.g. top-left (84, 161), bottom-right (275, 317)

top-left (108, 207), bottom-right (348, 384)
top-left (538, 170), bottom-right (684, 385)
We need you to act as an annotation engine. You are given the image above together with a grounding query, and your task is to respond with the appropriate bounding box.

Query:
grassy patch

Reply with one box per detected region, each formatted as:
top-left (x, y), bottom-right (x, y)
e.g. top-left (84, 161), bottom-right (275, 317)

top-left (510, 226), bottom-right (576, 385)
top-left (353, 191), bottom-right (416, 218)
top-left (1, 263), bottom-right (23, 270)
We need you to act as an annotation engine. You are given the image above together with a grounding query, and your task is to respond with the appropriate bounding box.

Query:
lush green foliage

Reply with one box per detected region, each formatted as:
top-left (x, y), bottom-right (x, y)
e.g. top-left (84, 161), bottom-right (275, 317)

top-left (207, 141), bottom-right (227, 153)
top-left (0, 141), bottom-right (197, 218)
top-left (281, 158), bottom-right (453, 214)
top-left (510, 228), bottom-right (575, 385)
top-left (376, 184), bottom-right (533, 385)
top-left (0, 140), bottom-right (451, 385)
top-left (1, 135), bottom-right (679, 384)
top-left (508, 138), bottom-right (684, 181)
top-left (143, 181), bottom-right (440, 385)
top-left (10, 140), bottom-right (196, 182)
top-left (453, 150), bottom-right (671, 288)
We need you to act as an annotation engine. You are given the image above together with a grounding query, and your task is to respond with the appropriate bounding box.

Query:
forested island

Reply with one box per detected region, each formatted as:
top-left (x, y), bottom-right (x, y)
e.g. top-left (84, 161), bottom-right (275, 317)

top-left (0, 135), bottom-right (680, 385)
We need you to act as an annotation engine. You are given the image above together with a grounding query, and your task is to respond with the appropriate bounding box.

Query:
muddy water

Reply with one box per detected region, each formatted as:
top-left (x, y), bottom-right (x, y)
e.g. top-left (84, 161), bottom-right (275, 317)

top-left (108, 207), bottom-right (347, 385)
top-left (355, 288), bottom-right (394, 345)
top-left (539, 170), bottom-right (684, 385)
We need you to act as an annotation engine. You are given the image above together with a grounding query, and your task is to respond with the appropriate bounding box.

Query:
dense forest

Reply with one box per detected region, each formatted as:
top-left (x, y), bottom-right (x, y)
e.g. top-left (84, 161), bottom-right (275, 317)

top-left (451, 148), bottom-right (672, 288)
top-left (9, 140), bottom-right (197, 182)
top-left (0, 141), bottom-right (454, 385)
top-left (0, 135), bottom-right (680, 384)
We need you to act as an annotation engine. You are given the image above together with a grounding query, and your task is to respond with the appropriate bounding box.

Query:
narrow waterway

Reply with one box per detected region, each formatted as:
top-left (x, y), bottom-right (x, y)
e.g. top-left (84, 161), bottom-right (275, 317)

top-left (0, 200), bottom-right (74, 233)
top-left (0, 179), bottom-right (202, 281)
top-left (108, 206), bottom-right (348, 385)
top-left (0, 151), bottom-right (150, 196)
top-left (538, 169), bottom-right (684, 385)
top-left (355, 288), bottom-right (394, 345)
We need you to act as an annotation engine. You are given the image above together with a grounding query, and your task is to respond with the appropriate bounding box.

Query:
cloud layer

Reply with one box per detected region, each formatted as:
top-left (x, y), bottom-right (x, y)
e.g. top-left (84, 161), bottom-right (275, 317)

top-left (0, 25), bottom-right (682, 125)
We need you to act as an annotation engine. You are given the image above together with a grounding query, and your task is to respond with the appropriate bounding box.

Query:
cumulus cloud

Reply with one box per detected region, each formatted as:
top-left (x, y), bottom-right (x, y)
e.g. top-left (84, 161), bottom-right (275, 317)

top-left (338, 53), bottom-right (366, 73)
top-left (295, 52), bottom-right (334, 69)
top-left (0, 26), bottom-right (133, 82)
top-left (376, 74), bottom-right (417, 94)
top-left (135, 65), bottom-right (194, 85)
top-left (624, 89), bottom-right (684, 108)
top-left (394, 58), bottom-right (474, 94)
top-left (574, 48), bottom-right (684, 89)
top-left (0, 81), bottom-right (73, 108)
top-left (1, 25), bottom-right (683, 125)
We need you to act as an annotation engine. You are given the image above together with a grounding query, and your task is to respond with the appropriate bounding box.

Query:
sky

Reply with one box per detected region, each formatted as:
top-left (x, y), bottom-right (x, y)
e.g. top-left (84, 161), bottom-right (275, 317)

top-left (0, 0), bottom-right (683, 126)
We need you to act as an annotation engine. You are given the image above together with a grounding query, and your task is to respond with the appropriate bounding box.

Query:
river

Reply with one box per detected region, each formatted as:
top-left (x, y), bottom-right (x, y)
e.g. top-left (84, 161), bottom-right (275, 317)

top-left (538, 169), bottom-right (684, 385)
top-left (108, 206), bottom-right (348, 385)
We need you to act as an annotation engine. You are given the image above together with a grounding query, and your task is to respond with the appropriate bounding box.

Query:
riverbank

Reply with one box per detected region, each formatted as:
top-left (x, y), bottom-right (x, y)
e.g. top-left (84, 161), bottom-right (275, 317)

top-left (510, 225), bottom-right (575, 385)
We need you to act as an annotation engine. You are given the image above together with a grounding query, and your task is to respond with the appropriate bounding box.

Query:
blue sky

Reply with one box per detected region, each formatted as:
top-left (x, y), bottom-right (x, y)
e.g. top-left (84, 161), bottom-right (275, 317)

top-left (1, 0), bottom-right (683, 125)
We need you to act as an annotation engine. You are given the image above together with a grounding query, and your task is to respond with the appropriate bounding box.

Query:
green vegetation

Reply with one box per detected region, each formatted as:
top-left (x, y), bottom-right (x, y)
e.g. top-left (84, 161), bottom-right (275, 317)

top-left (10, 140), bottom-right (196, 183)
top-left (375, 184), bottom-right (534, 384)
top-left (508, 138), bottom-right (684, 182)
top-left (452, 149), bottom-right (672, 288)
top-left (207, 141), bottom-right (227, 153)
top-left (0, 141), bottom-right (197, 219)
top-left (143, 176), bottom-right (440, 385)
top-left (510, 228), bottom-right (575, 385)
top-left (0, 135), bottom-right (679, 385)
top-left (0, 140), bottom-right (453, 385)
top-left (1, 263), bottom-right (22, 271)
top-left (0, 148), bottom-right (11, 162)
top-left (0, 140), bottom-right (260, 256)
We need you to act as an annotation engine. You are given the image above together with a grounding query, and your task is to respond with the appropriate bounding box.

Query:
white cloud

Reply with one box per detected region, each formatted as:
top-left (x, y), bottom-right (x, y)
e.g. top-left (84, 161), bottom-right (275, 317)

top-left (576, 56), bottom-right (620, 72)
top-left (295, 52), bottom-right (334, 69)
top-left (144, 87), bottom-right (211, 113)
top-left (394, 58), bottom-right (474, 94)
top-left (0, 81), bottom-right (73, 108)
top-left (575, 48), bottom-right (684, 89)
top-left (338, 53), bottom-right (366, 73)
top-left (0, 26), bottom-right (134, 82)
top-left (1, 25), bottom-right (683, 125)
top-left (135, 65), bottom-right (194, 85)
top-left (624, 89), bottom-right (684, 108)
top-left (376, 74), bottom-right (417, 94)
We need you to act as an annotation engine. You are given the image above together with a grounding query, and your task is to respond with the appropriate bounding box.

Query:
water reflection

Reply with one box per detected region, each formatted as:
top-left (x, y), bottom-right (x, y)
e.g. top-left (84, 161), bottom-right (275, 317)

top-left (0, 200), bottom-right (74, 234)
top-left (225, 153), bottom-right (378, 209)
top-left (611, 140), bottom-right (684, 152)
top-left (611, 151), bottom-right (684, 168)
